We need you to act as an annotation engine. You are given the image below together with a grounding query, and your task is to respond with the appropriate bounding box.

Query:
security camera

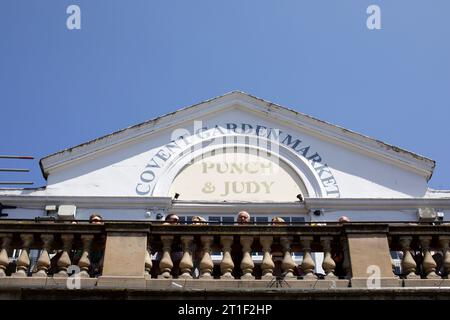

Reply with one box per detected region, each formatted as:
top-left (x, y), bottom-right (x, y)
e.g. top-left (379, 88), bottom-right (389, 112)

top-left (146, 209), bottom-right (166, 221)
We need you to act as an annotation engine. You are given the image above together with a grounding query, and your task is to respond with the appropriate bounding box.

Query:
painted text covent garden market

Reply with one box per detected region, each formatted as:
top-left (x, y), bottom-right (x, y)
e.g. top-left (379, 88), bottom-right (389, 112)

top-left (1, 91), bottom-right (449, 299)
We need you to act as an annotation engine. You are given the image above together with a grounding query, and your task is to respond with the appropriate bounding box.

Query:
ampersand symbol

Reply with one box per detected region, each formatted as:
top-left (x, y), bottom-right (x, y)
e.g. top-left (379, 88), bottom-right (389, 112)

top-left (202, 182), bottom-right (215, 193)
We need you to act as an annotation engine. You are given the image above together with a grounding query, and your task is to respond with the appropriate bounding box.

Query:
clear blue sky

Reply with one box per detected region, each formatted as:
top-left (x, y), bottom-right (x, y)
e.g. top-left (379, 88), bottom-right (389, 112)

top-left (1, 0), bottom-right (449, 190)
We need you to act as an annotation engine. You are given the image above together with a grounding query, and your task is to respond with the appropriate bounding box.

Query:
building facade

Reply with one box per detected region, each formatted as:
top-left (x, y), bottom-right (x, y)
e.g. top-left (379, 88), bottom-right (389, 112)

top-left (0, 92), bottom-right (449, 299)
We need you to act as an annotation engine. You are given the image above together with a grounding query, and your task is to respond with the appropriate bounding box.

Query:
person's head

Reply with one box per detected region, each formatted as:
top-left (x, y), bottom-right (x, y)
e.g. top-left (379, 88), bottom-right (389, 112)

top-left (339, 216), bottom-right (350, 224)
top-left (237, 211), bottom-right (251, 224)
top-left (89, 213), bottom-right (103, 224)
top-left (191, 216), bottom-right (207, 224)
top-left (271, 216), bottom-right (285, 224)
top-left (165, 214), bottom-right (180, 224)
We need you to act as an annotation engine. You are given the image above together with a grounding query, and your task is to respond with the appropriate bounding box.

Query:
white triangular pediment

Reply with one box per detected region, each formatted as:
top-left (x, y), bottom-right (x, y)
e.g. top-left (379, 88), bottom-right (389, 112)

top-left (38, 91), bottom-right (434, 199)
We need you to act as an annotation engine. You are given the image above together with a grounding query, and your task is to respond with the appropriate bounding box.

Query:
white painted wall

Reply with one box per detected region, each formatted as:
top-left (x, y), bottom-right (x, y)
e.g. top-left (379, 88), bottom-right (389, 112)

top-left (6, 207), bottom-right (449, 222)
top-left (43, 106), bottom-right (428, 198)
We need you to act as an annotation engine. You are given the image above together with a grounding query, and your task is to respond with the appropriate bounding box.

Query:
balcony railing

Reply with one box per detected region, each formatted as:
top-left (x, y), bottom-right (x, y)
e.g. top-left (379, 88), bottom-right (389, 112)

top-left (0, 221), bottom-right (449, 297)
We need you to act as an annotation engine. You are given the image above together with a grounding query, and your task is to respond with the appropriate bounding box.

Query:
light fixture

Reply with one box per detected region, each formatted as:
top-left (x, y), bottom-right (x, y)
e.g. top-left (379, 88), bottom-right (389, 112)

top-left (313, 209), bottom-right (322, 216)
top-left (296, 194), bottom-right (303, 202)
top-left (174, 193), bottom-right (180, 200)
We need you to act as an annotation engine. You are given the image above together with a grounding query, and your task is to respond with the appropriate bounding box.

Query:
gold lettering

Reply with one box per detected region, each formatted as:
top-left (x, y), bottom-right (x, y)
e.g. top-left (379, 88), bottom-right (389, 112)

top-left (230, 163), bottom-right (243, 174)
top-left (245, 162), bottom-right (259, 174)
top-left (261, 181), bottom-right (275, 193)
top-left (245, 181), bottom-right (260, 193)
top-left (202, 162), bottom-right (214, 174)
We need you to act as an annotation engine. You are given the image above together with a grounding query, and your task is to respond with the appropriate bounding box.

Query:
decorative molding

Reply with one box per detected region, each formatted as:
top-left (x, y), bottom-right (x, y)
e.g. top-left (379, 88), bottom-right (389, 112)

top-left (0, 195), bottom-right (172, 209)
top-left (1, 196), bottom-right (450, 211)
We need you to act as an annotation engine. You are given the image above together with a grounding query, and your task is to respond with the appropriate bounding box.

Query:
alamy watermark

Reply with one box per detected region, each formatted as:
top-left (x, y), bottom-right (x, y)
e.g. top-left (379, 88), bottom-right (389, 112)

top-left (66, 5), bottom-right (81, 30)
top-left (66, 265), bottom-right (81, 289)
top-left (366, 264), bottom-right (381, 289)
top-left (367, 5), bottom-right (381, 30)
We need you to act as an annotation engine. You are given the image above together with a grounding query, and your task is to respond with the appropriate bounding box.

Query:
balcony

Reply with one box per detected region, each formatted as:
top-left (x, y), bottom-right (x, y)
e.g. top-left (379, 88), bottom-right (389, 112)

top-left (0, 221), bottom-right (449, 299)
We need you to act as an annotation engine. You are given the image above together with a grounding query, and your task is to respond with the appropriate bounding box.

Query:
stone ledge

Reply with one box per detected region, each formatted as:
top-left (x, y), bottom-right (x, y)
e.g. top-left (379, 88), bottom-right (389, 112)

top-left (97, 276), bottom-right (146, 289)
top-left (2, 287), bottom-right (450, 300)
top-left (350, 277), bottom-right (402, 288)
top-left (145, 279), bottom-right (350, 290)
top-left (2, 277), bottom-right (450, 292)
top-left (404, 279), bottom-right (450, 288)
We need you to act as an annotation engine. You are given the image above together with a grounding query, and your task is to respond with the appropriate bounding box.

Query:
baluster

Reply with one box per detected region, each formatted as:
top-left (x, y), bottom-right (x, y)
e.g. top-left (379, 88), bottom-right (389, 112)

top-left (440, 236), bottom-right (450, 278)
top-left (12, 234), bottom-right (34, 277)
top-left (78, 235), bottom-right (94, 278)
top-left (199, 236), bottom-right (214, 279)
top-left (0, 234), bottom-right (12, 277)
top-left (240, 236), bottom-right (254, 279)
top-left (158, 236), bottom-right (174, 279)
top-left (260, 236), bottom-right (275, 279)
top-left (179, 236), bottom-right (194, 279)
top-left (341, 237), bottom-right (351, 279)
top-left (54, 234), bottom-right (74, 278)
top-left (33, 234), bottom-right (54, 277)
top-left (280, 236), bottom-right (296, 279)
top-left (321, 236), bottom-right (337, 279)
top-left (144, 242), bottom-right (153, 280)
top-left (399, 236), bottom-right (419, 278)
top-left (420, 236), bottom-right (440, 279)
top-left (220, 236), bottom-right (234, 279)
top-left (300, 236), bottom-right (317, 279)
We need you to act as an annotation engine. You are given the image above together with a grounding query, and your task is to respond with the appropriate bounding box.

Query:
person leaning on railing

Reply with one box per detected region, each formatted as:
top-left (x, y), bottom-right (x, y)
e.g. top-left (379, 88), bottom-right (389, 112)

top-left (163, 214), bottom-right (180, 225)
top-left (271, 216), bottom-right (285, 225)
top-left (332, 216), bottom-right (351, 277)
top-left (237, 211), bottom-right (251, 224)
top-left (191, 216), bottom-right (207, 225)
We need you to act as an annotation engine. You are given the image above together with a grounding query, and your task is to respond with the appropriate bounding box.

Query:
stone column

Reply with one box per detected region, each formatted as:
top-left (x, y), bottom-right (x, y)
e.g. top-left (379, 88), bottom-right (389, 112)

top-left (280, 236), bottom-right (296, 279)
top-left (321, 236), bottom-right (337, 279)
top-left (12, 234), bottom-right (33, 277)
top-left (260, 236), bottom-right (275, 279)
top-left (0, 234), bottom-right (12, 277)
top-left (300, 236), bottom-right (317, 279)
top-left (33, 234), bottom-right (54, 277)
top-left (78, 235), bottom-right (94, 278)
top-left (420, 236), bottom-right (440, 279)
top-left (220, 236), bottom-right (234, 279)
top-left (399, 236), bottom-right (419, 279)
top-left (240, 236), bottom-right (255, 280)
top-left (440, 236), bottom-right (450, 278)
top-left (158, 236), bottom-right (174, 279)
top-left (179, 236), bottom-right (194, 279)
top-left (96, 229), bottom-right (148, 289)
top-left (199, 236), bottom-right (214, 279)
top-left (345, 224), bottom-right (402, 288)
top-left (54, 234), bottom-right (74, 278)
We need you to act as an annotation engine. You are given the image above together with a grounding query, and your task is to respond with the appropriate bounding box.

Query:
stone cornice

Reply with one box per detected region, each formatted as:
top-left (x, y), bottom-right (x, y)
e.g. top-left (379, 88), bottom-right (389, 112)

top-left (1, 196), bottom-right (449, 211)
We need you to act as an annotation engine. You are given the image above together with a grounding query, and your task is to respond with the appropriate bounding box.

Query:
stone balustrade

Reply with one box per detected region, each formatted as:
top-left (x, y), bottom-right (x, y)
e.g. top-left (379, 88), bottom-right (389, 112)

top-left (0, 221), bottom-right (450, 295)
top-left (146, 223), bottom-right (348, 286)
top-left (388, 224), bottom-right (450, 286)
top-left (0, 222), bottom-right (105, 280)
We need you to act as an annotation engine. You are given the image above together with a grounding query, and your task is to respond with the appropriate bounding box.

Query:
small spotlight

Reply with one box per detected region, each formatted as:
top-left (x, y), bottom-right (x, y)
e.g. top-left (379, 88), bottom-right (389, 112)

top-left (156, 213), bottom-right (164, 220)
top-left (296, 194), bottom-right (303, 202)
top-left (173, 193), bottom-right (180, 200)
top-left (313, 210), bottom-right (322, 216)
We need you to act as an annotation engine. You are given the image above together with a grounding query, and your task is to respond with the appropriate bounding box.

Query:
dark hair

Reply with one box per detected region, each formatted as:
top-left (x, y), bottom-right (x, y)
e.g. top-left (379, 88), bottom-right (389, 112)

top-left (165, 214), bottom-right (179, 222)
top-left (89, 213), bottom-right (103, 222)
